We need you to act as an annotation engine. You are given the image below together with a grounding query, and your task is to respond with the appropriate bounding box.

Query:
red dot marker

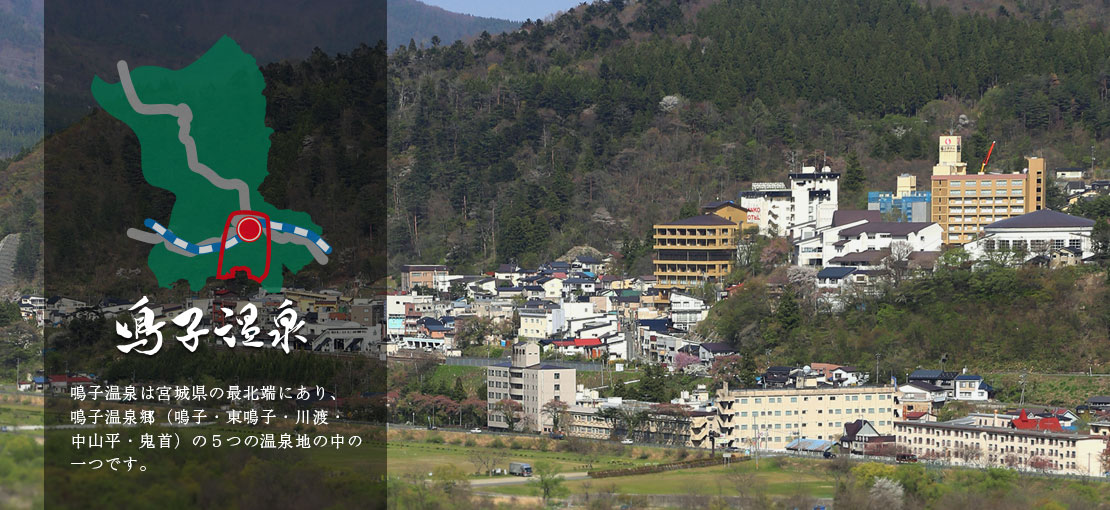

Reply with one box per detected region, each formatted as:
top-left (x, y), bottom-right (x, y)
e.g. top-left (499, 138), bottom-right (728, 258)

top-left (237, 216), bottom-right (262, 242)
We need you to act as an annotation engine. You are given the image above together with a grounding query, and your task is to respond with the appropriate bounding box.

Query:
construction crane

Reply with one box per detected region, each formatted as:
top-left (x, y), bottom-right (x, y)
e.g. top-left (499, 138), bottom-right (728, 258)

top-left (979, 140), bottom-right (996, 174)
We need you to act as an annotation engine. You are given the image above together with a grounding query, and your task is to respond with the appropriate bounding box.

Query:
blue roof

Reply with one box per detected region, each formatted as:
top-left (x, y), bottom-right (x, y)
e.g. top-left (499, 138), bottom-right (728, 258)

top-left (816, 267), bottom-right (856, 279)
top-left (785, 438), bottom-right (835, 452)
top-left (954, 374), bottom-right (982, 381)
top-left (33, 376), bottom-right (47, 384)
top-left (640, 319), bottom-right (672, 333)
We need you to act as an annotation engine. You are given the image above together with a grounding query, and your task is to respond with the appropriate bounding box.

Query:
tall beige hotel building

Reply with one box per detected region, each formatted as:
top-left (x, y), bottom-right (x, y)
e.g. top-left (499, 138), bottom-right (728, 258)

top-left (930, 136), bottom-right (1045, 245)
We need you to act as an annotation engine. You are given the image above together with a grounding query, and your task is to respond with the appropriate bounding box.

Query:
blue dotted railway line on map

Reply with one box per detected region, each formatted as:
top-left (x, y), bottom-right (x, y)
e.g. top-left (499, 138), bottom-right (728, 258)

top-left (142, 218), bottom-right (332, 256)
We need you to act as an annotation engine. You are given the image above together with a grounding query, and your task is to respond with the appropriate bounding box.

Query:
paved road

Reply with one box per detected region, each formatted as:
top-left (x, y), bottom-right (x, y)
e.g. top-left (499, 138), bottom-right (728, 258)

top-left (469, 472), bottom-right (590, 487)
top-left (587, 379), bottom-right (639, 391)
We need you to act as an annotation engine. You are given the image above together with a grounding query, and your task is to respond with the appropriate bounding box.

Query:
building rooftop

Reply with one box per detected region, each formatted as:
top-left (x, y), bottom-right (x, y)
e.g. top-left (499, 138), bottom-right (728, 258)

top-left (657, 213), bottom-right (736, 227)
top-left (702, 200), bottom-right (741, 210)
top-left (831, 210), bottom-right (882, 227)
top-left (402, 264), bottom-right (448, 271)
top-left (828, 249), bottom-right (891, 265)
top-left (698, 342), bottom-right (736, 354)
top-left (838, 222), bottom-right (935, 237)
top-left (909, 369), bottom-right (958, 381)
top-left (902, 381), bottom-right (944, 392)
top-left (816, 266), bottom-right (857, 279)
top-left (987, 209), bottom-right (1095, 230)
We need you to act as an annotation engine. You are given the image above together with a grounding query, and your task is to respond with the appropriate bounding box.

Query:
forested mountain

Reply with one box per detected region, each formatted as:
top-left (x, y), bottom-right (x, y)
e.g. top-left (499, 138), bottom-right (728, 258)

top-left (387, 0), bottom-right (520, 50)
top-left (387, 0), bottom-right (1110, 274)
top-left (0, 0), bottom-right (43, 158)
top-left (0, 144), bottom-right (43, 290)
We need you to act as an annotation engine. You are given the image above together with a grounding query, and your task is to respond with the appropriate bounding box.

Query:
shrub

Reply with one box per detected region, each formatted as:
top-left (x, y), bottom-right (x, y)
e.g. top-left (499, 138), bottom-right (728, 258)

top-left (638, 450), bottom-right (650, 460)
top-left (509, 439), bottom-right (524, 450)
top-left (489, 438), bottom-right (506, 449)
top-left (464, 438), bottom-right (477, 447)
top-left (426, 433), bottom-right (444, 444)
top-left (676, 448), bottom-right (689, 460)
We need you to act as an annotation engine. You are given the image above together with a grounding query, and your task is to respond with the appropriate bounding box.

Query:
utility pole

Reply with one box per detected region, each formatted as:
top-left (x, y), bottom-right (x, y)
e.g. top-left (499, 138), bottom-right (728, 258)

top-left (1019, 372), bottom-right (1027, 407)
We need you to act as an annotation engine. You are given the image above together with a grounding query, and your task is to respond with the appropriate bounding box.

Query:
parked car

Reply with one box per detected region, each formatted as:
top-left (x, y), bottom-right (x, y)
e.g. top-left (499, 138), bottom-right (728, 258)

top-left (550, 432), bottom-right (565, 440)
top-left (896, 453), bottom-right (918, 463)
top-left (468, 427), bottom-right (482, 433)
top-left (620, 438), bottom-right (634, 445)
top-left (823, 451), bottom-right (837, 459)
top-left (426, 425), bottom-right (438, 431)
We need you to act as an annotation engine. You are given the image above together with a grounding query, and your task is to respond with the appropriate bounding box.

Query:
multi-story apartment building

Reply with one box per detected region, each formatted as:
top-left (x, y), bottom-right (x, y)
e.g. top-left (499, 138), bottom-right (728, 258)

top-left (714, 383), bottom-right (899, 451)
top-left (400, 264), bottom-right (450, 292)
top-left (517, 300), bottom-right (565, 340)
top-left (669, 291), bottom-right (708, 331)
top-left (565, 400), bottom-right (714, 446)
top-left (740, 166), bottom-right (840, 238)
top-left (739, 183), bottom-right (792, 236)
top-left (894, 415), bottom-right (1107, 476)
top-left (652, 202), bottom-right (745, 292)
top-left (867, 190), bottom-right (932, 222)
top-left (486, 342), bottom-right (575, 433)
top-left (929, 136), bottom-right (1046, 245)
top-left (349, 298), bottom-right (383, 329)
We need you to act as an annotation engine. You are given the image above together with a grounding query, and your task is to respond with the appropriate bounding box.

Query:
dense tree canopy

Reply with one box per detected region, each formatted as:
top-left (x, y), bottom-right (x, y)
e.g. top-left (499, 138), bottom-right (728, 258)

top-left (389, 0), bottom-right (1110, 273)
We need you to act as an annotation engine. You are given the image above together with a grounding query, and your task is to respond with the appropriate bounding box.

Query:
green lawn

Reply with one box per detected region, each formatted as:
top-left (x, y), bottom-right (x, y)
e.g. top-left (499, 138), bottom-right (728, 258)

top-left (387, 437), bottom-right (670, 477)
top-left (486, 457), bottom-right (836, 499)
top-left (424, 365), bottom-right (486, 394)
top-left (0, 403), bottom-right (44, 426)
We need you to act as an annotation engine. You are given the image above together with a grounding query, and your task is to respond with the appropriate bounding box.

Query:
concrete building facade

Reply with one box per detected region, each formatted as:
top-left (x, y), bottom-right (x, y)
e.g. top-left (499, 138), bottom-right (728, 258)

top-left (894, 417), bottom-right (1107, 476)
top-left (486, 342), bottom-right (576, 433)
top-left (713, 384), bottom-right (899, 451)
top-left (400, 265), bottom-right (450, 292)
top-left (652, 206), bottom-right (742, 291)
top-left (929, 136), bottom-right (1046, 245)
top-left (963, 209), bottom-right (1095, 265)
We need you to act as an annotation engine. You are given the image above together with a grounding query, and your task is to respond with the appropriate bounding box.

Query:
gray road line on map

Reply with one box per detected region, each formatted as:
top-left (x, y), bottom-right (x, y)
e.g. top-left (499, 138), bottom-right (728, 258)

top-left (117, 60), bottom-right (251, 211)
top-left (117, 60), bottom-right (329, 264)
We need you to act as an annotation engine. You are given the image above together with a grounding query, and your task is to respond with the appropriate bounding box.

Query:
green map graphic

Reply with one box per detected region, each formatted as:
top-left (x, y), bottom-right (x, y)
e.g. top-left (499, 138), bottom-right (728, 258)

top-left (91, 36), bottom-right (322, 292)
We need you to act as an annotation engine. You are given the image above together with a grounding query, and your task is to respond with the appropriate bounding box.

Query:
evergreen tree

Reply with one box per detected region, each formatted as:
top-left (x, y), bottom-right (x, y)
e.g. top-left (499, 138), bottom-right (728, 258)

top-left (776, 290), bottom-right (801, 333)
top-left (843, 151), bottom-right (865, 193)
top-left (453, 377), bottom-right (467, 401)
top-left (677, 200), bottom-right (699, 219)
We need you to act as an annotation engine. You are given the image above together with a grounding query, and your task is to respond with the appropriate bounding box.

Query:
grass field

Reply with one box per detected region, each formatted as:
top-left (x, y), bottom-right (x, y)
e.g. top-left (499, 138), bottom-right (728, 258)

top-left (484, 456), bottom-right (836, 499)
top-left (387, 431), bottom-right (678, 477)
top-left (987, 372), bottom-right (1110, 408)
top-left (0, 403), bottom-right (43, 426)
top-left (424, 365), bottom-right (486, 395)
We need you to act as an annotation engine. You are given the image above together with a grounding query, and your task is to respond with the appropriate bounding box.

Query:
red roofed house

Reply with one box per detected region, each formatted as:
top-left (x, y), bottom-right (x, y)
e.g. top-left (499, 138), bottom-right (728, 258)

top-left (550, 338), bottom-right (605, 359)
top-left (902, 411), bottom-right (936, 422)
top-left (48, 374), bottom-right (94, 392)
top-left (1010, 409), bottom-right (1063, 432)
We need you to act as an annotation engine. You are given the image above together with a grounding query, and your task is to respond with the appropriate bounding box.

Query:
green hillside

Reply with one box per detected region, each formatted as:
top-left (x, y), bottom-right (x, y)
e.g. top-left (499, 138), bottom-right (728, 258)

top-left (387, 0), bottom-right (1110, 274)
